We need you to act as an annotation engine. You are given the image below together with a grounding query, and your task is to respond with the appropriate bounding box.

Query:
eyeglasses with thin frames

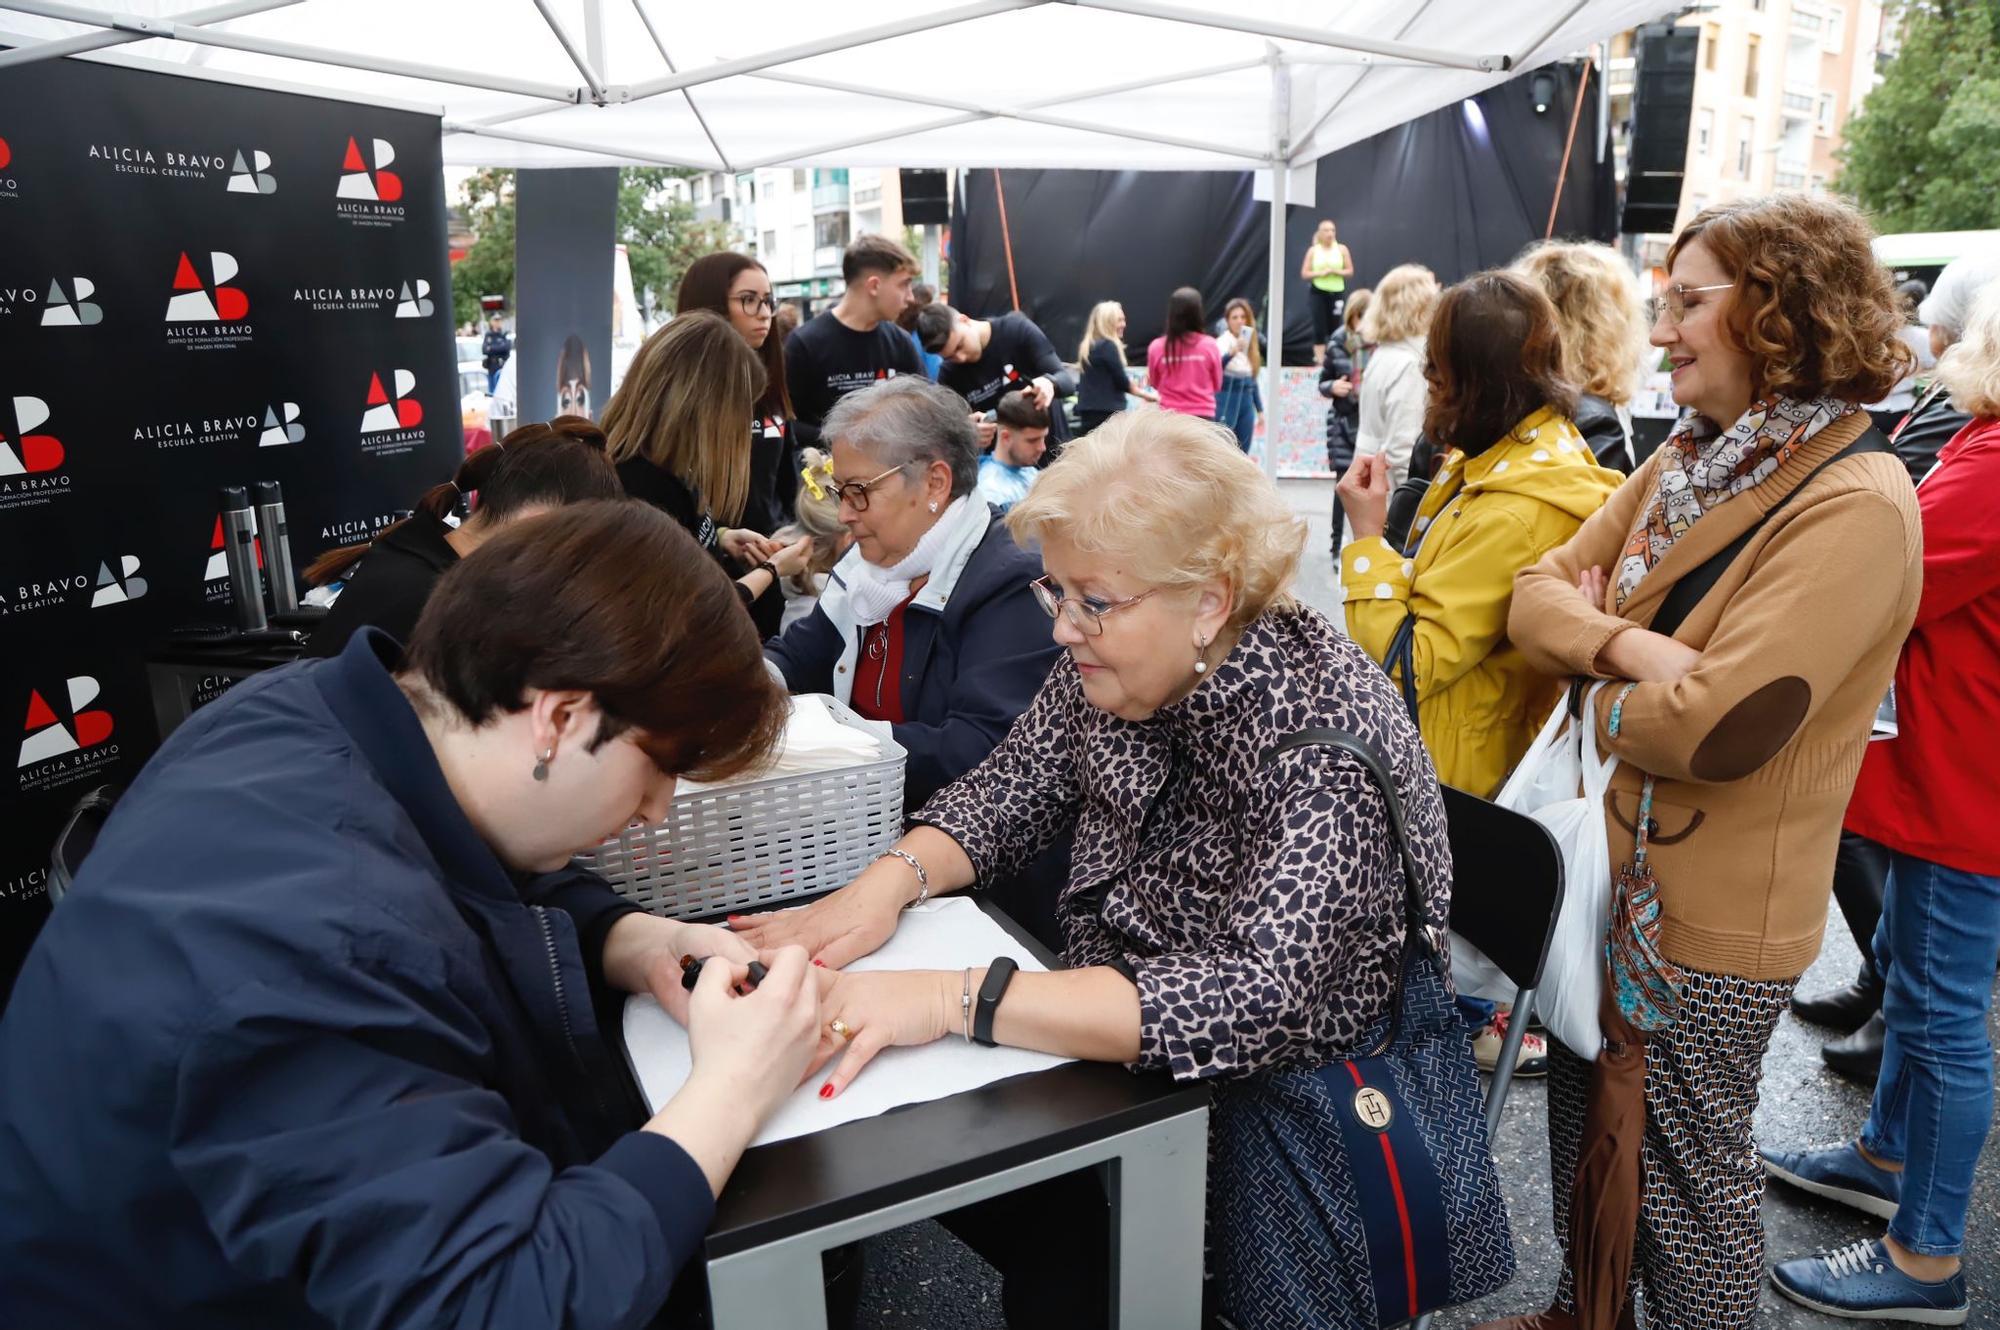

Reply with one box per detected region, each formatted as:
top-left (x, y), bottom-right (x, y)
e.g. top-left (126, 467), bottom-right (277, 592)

top-left (1645, 282), bottom-right (1732, 326)
top-left (1029, 575), bottom-right (1157, 637)
top-left (830, 464), bottom-right (909, 512)
top-left (732, 291), bottom-right (779, 316)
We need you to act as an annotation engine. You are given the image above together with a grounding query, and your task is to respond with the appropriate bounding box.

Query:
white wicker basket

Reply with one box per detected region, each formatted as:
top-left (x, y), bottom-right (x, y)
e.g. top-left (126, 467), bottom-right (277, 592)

top-left (579, 696), bottom-right (906, 920)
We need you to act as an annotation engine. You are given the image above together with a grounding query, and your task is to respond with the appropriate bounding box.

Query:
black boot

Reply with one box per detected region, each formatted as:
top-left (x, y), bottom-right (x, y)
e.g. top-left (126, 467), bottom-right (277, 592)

top-left (1823, 1011), bottom-right (1887, 1084)
top-left (1792, 961), bottom-right (1883, 1033)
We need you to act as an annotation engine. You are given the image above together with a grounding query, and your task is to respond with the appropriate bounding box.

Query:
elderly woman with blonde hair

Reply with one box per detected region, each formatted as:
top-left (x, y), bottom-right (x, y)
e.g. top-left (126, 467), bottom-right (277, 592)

top-left (1343, 263), bottom-right (1441, 547)
top-left (1515, 240), bottom-right (1652, 473)
top-left (740, 412), bottom-right (1510, 1329)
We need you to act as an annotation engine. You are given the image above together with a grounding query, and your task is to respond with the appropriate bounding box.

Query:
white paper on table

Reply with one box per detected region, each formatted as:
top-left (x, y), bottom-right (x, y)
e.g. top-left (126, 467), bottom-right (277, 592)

top-left (623, 897), bottom-right (1074, 1146)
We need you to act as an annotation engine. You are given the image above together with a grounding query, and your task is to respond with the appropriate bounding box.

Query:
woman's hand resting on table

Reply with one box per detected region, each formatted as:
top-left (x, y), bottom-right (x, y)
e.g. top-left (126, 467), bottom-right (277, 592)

top-left (811, 969), bottom-right (957, 1099)
top-left (729, 872), bottom-right (908, 970)
top-left (1575, 566), bottom-right (1702, 684)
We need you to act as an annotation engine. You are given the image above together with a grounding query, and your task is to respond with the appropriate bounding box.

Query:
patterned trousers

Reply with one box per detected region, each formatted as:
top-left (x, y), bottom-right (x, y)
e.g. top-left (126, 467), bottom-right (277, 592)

top-left (1545, 966), bottom-right (1797, 1329)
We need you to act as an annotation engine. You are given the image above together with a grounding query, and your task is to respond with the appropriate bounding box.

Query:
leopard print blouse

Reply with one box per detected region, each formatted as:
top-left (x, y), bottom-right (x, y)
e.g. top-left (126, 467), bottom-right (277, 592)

top-left (913, 605), bottom-right (1453, 1081)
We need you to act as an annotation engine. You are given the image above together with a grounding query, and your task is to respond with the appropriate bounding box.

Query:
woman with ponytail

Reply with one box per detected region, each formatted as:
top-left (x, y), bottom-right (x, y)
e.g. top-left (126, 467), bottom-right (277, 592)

top-left (303, 418), bottom-right (622, 658)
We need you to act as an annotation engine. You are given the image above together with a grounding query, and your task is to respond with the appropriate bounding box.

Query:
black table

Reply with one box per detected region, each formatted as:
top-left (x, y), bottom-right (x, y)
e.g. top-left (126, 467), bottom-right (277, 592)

top-left (635, 897), bottom-right (1212, 1329)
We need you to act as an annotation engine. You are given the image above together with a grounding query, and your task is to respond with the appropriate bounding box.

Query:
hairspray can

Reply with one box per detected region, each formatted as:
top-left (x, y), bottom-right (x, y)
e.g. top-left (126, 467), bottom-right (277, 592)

top-left (217, 486), bottom-right (267, 631)
top-left (252, 481), bottom-right (298, 615)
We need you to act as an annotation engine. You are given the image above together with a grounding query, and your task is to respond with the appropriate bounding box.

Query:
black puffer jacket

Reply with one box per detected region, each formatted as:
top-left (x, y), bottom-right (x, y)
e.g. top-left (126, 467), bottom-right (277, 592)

top-left (1573, 392), bottom-right (1635, 474)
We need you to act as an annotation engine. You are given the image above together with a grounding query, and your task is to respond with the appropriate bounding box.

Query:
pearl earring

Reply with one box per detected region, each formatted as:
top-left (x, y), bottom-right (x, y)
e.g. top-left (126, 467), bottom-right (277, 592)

top-left (929, 501), bottom-right (939, 513)
top-left (532, 747), bottom-right (554, 781)
top-left (1193, 636), bottom-right (1210, 675)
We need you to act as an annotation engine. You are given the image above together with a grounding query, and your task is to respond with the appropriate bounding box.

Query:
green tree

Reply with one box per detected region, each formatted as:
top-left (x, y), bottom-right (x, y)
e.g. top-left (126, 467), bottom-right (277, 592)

top-left (446, 166), bottom-right (729, 328)
top-left (1838, 0), bottom-right (2000, 232)
top-left (449, 167), bottom-right (516, 329)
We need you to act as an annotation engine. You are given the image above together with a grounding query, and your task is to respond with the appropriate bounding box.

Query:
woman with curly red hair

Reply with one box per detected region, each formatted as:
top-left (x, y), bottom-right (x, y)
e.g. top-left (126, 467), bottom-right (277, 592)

top-left (1491, 196), bottom-right (1924, 1330)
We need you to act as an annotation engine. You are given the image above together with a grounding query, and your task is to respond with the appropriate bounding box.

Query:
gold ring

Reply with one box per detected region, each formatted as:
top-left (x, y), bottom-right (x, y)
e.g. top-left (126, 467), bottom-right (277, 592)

top-left (829, 1018), bottom-right (854, 1042)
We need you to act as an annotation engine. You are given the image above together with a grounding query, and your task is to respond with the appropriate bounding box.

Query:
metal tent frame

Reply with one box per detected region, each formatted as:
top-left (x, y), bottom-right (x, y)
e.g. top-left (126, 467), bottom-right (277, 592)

top-left (1, 0), bottom-right (1662, 475)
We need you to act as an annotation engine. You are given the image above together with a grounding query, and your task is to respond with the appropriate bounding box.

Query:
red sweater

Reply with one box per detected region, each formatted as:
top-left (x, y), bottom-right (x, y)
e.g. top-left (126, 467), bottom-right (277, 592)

top-left (1845, 416), bottom-right (2000, 875)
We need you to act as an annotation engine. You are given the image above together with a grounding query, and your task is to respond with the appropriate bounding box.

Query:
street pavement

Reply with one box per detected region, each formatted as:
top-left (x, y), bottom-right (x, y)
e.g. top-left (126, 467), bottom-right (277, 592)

top-left (848, 478), bottom-right (1998, 1329)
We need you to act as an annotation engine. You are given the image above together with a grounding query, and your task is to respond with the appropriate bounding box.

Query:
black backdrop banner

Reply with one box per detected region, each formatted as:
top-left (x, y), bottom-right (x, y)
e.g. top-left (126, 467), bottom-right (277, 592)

top-left (0, 57), bottom-right (459, 996)
top-left (950, 62), bottom-right (1614, 365)
top-left (515, 167), bottom-right (617, 423)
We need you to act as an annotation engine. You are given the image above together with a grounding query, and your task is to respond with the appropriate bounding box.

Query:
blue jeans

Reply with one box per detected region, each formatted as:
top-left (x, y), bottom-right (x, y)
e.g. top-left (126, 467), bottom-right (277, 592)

top-left (486, 366), bottom-right (502, 393)
top-left (1215, 375), bottom-right (1259, 453)
top-left (1860, 851), bottom-right (2000, 1257)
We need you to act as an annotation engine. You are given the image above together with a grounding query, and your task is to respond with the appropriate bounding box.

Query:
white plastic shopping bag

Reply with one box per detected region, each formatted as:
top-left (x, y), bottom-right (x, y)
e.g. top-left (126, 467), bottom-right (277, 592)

top-left (1448, 684), bottom-right (1616, 1059)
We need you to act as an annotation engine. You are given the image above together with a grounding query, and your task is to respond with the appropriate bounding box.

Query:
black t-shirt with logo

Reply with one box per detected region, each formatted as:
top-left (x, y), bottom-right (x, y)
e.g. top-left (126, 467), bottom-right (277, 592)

top-left (937, 312), bottom-right (1076, 442)
top-left (784, 311), bottom-right (924, 451)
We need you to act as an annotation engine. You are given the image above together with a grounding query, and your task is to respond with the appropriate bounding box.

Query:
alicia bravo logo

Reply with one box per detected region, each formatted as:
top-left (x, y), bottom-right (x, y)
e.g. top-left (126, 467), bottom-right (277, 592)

top-left (358, 369), bottom-right (425, 456)
top-left (292, 278), bottom-right (434, 317)
top-left (0, 555), bottom-right (145, 619)
top-left (18, 675), bottom-right (120, 793)
top-left (0, 392), bottom-right (73, 512)
top-left (205, 515), bottom-right (263, 586)
top-left (134, 400), bottom-right (302, 450)
top-left (227, 148), bottom-right (276, 195)
top-left (336, 135), bottom-right (406, 227)
top-left (0, 135), bottom-right (16, 201)
top-left (262, 401), bottom-right (305, 446)
top-left (41, 276), bottom-right (102, 327)
top-left (166, 250), bottom-right (253, 350)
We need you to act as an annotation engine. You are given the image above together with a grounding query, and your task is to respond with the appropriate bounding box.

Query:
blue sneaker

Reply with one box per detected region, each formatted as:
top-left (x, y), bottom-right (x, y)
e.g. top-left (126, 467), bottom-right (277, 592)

top-left (1771, 1240), bottom-right (1969, 1324)
top-left (1762, 1141), bottom-right (1901, 1220)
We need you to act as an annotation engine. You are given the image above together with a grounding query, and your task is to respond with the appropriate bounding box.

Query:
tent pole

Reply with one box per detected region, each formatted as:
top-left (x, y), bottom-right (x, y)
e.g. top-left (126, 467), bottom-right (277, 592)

top-left (443, 120), bottom-right (712, 169)
top-left (1074, 0), bottom-right (1507, 73)
top-left (632, 0), bottom-right (734, 171)
top-left (0, 0), bottom-right (299, 71)
top-left (1263, 51), bottom-right (1289, 482)
top-left (532, 0), bottom-right (606, 101)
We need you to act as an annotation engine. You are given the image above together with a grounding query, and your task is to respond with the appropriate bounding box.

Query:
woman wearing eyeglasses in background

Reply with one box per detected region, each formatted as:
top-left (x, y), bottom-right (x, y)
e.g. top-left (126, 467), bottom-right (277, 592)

top-left (760, 376), bottom-right (1067, 942)
top-left (1498, 195), bottom-right (1923, 1330)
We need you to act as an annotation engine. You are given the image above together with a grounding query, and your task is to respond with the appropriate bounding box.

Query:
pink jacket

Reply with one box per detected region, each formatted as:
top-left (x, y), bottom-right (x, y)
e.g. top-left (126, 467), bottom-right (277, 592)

top-left (1147, 334), bottom-right (1223, 418)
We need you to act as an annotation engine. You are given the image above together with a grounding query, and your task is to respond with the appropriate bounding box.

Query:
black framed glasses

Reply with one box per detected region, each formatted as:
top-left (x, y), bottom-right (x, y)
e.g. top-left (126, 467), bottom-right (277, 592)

top-left (732, 291), bottom-right (779, 315)
top-left (830, 464), bottom-right (908, 511)
top-left (1644, 282), bottom-right (1732, 326)
top-left (1029, 575), bottom-right (1156, 637)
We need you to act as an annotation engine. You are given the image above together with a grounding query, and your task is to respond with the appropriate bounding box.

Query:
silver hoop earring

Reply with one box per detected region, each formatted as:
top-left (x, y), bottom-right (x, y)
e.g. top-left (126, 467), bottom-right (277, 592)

top-left (532, 747), bottom-right (553, 782)
top-left (1193, 636), bottom-right (1210, 675)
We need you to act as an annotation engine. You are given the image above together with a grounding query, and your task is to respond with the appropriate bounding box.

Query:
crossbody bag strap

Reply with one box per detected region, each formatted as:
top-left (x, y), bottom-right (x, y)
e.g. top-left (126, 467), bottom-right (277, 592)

top-left (1650, 426), bottom-right (1892, 639)
top-left (1259, 727), bottom-right (1433, 1054)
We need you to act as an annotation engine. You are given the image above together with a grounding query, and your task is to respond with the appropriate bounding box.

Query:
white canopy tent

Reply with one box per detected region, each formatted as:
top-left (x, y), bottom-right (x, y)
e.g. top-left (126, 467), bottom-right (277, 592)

top-left (2, 0), bottom-right (1677, 473)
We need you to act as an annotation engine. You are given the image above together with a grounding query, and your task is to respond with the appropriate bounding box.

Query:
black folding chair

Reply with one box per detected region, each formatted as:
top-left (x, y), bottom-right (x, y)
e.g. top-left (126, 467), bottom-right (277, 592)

top-left (1440, 783), bottom-right (1566, 1135)
top-left (46, 783), bottom-right (120, 908)
top-left (1410, 786), bottom-right (1566, 1330)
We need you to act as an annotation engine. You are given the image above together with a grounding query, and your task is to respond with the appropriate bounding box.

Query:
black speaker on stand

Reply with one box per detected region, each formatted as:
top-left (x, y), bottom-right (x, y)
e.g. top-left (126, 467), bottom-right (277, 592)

top-left (1621, 23), bottom-right (1699, 235)
top-left (900, 169), bottom-right (950, 226)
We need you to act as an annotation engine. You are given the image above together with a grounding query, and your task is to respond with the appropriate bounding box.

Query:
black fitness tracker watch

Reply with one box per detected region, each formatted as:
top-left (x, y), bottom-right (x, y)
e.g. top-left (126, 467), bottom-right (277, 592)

top-left (972, 956), bottom-right (1019, 1047)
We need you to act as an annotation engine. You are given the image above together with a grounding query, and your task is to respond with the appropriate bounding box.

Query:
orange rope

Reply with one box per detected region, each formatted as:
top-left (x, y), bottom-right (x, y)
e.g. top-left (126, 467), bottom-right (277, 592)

top-left (993, 168), bottom-right (1020, 311)
top-left (1546, 54), bottom-right (1595, 239)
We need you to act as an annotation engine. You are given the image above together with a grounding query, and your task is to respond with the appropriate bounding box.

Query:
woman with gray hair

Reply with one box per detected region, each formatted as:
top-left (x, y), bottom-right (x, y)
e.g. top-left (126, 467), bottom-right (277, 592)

top-left (762, 377), bottom-right (1063, 922)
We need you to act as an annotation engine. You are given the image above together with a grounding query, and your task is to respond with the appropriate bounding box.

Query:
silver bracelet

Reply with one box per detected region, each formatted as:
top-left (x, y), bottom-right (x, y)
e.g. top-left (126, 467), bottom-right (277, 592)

top-left (961, 967), bottom-right (974, 1042)
top-left (879, 848), bottom-right (929, 908)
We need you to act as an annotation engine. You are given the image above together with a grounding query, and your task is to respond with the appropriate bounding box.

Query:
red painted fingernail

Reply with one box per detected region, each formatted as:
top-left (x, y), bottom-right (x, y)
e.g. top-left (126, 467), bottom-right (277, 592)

top-left (812, 958), bottom-right (825, 967)
top-left (819, 1084), bottom-right (834, 1099)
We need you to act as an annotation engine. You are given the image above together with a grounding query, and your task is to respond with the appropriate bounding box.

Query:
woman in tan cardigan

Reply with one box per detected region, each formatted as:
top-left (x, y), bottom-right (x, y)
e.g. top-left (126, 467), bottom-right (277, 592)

top-left (1493, 196), bottom-right (1923, 1330)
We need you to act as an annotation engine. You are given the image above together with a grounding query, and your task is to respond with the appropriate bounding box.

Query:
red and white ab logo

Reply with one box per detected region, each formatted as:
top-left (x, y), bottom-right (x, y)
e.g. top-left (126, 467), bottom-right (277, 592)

top-left (166, 251), bottom-right (248, 322)
top-left (0, 395), bottom-right (61, 476)
top-left (337, 136), bottom-right (402, 202)
top-left (394, 280), bottom-right (434, 318)
top-left (0, 137), bottom-right (10, 170)
top-left (41, 277), bottom-right (101, 327)
top-left (91, 555), bottom-right (147, 608)
top-left (260, 401), bottom-right (304, 447)
top-left (227, 148), bottom-right (276, 195)
top-left (361, 370), bottom-right (422, 433)
top-left (19, 677), bottom-right (113, 768)
top-left (206, 516), bottom-right (262, 582)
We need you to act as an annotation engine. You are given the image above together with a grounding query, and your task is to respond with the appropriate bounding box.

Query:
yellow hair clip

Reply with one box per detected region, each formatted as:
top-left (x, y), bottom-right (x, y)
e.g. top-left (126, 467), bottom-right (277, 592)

top-left (800, 456), bottom-right (836, 503)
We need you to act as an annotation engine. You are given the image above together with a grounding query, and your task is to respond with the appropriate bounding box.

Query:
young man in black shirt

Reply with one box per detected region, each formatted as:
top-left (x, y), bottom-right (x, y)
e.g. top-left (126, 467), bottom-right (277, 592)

top-left (784, 235), bottom-right (923, 451)
top-left (916, 302), bottom-right (1076, 452)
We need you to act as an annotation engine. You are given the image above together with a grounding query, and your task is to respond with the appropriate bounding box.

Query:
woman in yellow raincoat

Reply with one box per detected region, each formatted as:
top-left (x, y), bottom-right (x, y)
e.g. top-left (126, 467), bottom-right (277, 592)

top-left (1338, 269), bottom-right (1623, 798)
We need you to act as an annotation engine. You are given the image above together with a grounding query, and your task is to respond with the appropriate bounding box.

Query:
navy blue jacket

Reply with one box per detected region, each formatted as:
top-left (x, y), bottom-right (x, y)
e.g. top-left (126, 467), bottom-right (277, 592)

top-left (765, 511), bottom-right (1058, 808)
top-left (0, 631), bottom-right (706, 1329)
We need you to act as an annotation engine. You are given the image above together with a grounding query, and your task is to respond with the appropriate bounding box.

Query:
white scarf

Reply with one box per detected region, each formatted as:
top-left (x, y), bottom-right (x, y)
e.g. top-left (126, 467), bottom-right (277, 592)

top-left (844, 495), bottom-right (983, 627)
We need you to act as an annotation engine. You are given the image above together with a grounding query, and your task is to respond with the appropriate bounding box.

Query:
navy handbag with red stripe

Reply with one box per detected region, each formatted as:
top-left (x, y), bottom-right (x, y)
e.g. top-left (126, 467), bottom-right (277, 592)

top-left (1211, 728), bottom-right (1515, 1329)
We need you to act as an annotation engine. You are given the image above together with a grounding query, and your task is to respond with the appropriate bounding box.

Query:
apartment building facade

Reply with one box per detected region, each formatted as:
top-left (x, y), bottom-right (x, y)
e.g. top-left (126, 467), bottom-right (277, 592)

top-left (664, 166), bottom-right (908, 307)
